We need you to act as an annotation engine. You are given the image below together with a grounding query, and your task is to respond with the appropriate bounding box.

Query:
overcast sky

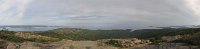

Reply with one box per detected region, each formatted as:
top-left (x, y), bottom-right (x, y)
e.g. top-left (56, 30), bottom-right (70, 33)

top-left (0, 0), bottom-right (200, 29)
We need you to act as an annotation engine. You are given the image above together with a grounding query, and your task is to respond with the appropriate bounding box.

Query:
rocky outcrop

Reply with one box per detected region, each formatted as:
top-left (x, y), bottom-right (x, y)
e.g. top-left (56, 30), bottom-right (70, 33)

top-left (6, 42), bottom-right (18, 49)
top-left (132, 43), bottom-right (200, 49)
top-left (161, 35), bottom-right (182, 42)
top-left (101, 38), bottom-right (152, 48)
top-left (15, 32), bottom-right (59, 41)
top-left (0, 39), bottom-right (151, 49)
top-left (0, 40), bottom-right (119, 49)
top-left (0, 40), bottom-right (7, 49)
top-left (120, 38), bottom-right (151, 47)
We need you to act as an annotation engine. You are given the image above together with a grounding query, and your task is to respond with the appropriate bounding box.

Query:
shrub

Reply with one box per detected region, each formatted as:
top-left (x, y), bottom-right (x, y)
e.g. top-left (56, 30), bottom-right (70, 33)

top-left (105, 40), bottom-right (124, 47)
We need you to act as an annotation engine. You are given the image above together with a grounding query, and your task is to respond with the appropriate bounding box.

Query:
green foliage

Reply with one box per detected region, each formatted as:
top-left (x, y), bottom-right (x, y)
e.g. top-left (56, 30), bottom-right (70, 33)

top-left (1, 28), bottom-right (200, 45)
top-left (105, 40), bottom-right (124, 47)
top-left (171, 39), bottom-right (193, 45)
top-left (188, 32), bottom-right (200, 45)
top-left (149, 37), bottom-right (167, 44)
top-left (26, 38), bottom-right (49, 43)
top-left (35, 28), bottom-right (200, 45)
top-left (0, 30), bottom-right (26, 43)
top-left (181, 32), bottom-right (200, 45)
top-left (171, 32), bottom-right (200, 45)
top-left (0, 30), bottom-right (58, 43)
top-left (133, 28), bottom-right (200, 45)
top-left (36, 29), bottom-right (133, 41)
top-left (133, 28), bottom-right (200, 39)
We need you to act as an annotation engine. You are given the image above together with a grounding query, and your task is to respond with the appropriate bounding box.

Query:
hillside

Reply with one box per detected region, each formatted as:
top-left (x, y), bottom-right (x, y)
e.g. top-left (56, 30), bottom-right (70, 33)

top-left (33, 28), bottom-right (200, 46)
top-left (35, 28), bottom-right (134, 40)
top-left (0, 30), bottom-right (59, 43)
top-left (132, 28), bottom-right (200, 38)
top-left (131, 28), bottom-right (200, 45)
top-left (1, 28), bottom-right (200, 49)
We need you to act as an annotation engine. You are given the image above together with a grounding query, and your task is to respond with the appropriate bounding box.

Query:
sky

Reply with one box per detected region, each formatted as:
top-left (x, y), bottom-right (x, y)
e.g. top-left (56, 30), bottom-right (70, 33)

top-left (0, 0), bottom-right (200, 29)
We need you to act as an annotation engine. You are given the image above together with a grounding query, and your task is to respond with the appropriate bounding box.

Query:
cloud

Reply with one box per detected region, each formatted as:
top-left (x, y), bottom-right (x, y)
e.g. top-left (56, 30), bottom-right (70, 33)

top-left (0, 0), bottom-right (32, 25)
top-left (184, 0), bottom-right (200, 17)
top-left (0, 0), bottom-right (200, 29)
top-left (184, 0), bottom-right (199, 14)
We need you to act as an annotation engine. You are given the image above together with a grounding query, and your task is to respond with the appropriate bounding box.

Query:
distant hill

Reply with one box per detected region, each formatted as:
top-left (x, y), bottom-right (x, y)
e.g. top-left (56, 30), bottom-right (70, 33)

top-left (0, 25), bottom-right (60, 28)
